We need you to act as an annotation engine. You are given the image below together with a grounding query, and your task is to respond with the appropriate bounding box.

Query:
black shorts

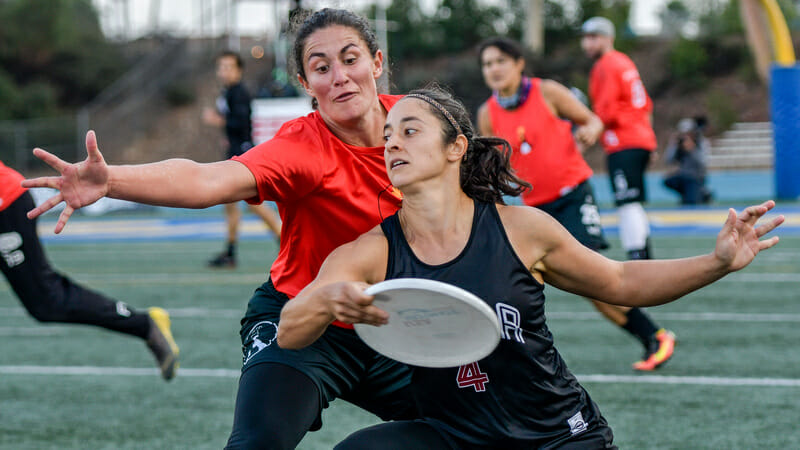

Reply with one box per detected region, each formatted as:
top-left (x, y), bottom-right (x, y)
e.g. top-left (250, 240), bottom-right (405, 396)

top-left (606, 148), bottom-right (651, 206)
top-left (239, 279), bottom-right (416, 423)
top-left (537, 181), bottom-right (609, 251)
top-left (0, 192), bottom-right (46, 297)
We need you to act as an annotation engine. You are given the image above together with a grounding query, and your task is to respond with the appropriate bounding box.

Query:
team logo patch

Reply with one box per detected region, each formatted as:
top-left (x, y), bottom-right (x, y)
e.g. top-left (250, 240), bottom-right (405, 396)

top-left (242, 320), bottom-right (278, 365)
top-left (115, 302), bottom-right (132, 317)
top-left (0, 232), bottom-right (24, 268)
top-left (567, 411), bottom-right (588, 435)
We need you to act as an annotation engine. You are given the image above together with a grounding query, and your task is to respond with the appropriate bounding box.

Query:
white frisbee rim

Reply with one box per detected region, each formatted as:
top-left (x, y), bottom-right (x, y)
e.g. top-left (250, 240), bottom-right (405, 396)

top-left (354, 278), bottom-right (501, 368)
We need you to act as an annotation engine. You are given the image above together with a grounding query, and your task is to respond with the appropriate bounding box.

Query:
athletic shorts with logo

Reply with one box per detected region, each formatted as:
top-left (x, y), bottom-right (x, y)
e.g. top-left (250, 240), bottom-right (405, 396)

top-left (606, 148), bottom-right (651, 206)
top-left (537, 180), bottom-right (609, 251)
top-left (238, 278), bottom-right (416, 428)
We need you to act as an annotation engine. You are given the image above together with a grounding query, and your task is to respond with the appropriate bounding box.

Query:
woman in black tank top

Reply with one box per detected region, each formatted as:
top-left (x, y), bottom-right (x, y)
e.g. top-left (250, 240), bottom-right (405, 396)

top-left (278, 87), bottom-right (783, 448)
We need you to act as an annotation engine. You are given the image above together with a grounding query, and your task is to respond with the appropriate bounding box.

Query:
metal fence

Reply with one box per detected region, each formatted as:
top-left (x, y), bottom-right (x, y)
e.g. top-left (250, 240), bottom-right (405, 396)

top-left (1, 36), bottom-right (196, 173)
top-left (0, 116), bottom-right (81, 174)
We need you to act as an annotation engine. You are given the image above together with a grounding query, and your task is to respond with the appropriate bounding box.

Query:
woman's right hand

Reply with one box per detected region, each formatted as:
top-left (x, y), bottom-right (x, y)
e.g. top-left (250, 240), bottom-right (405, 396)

top-left (321, 281), bottom-right (389, 327)
top-left (21, 130), bottom-right (110, 233)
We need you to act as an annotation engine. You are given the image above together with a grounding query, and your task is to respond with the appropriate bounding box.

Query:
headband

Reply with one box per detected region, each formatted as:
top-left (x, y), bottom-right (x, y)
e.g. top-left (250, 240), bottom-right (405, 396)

top-left (405, 93), bottom-right (462, 135)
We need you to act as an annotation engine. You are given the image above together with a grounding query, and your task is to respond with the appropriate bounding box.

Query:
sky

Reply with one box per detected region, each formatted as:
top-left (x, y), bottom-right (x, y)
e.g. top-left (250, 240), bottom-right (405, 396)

top-left (92, 0), bottom-right (669, 40)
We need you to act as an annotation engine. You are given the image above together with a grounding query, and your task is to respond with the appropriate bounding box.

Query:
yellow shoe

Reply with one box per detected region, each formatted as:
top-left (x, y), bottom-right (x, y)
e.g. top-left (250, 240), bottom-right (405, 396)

top-left (147, 307), bottom-right (179, 381)
top-left (633, 329), bottom-right (676, 371)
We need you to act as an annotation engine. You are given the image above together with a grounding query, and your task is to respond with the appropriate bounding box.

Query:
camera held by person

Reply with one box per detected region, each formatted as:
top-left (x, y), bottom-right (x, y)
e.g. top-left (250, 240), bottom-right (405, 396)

top-left (663, 117), bottom-right (713, 205)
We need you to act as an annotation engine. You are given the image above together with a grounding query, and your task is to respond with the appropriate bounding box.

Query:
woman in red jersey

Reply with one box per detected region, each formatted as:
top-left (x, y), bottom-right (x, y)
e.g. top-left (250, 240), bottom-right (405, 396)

top-left (23, 9), bottom-right (418, 449)
top-left (476, 36), bottom-right (675, 372)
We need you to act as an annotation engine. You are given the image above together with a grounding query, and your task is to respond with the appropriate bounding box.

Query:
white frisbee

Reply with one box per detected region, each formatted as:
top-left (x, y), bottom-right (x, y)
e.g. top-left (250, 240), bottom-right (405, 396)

top-left (353, 278), bottom-right (501, 368)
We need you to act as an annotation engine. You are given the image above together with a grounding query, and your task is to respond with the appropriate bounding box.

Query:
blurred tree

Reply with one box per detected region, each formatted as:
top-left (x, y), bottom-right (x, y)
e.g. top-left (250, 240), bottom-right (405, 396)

top-left (694, 0), bottom-right (796, 38)
top-left (659, 1), bottom-right (692, 38)
top-left (0, 69), bottom-right (20, 120)
top-left (577, 0), bottom-right (631, 32)
top-left (433, 0), bottom-right (504, 53)
top-left (380, 0), bottom-right (522, 61)
top-left (382, 0), bottom-right (435, 60)
top-left (667, 38), bottom-right (709, 90)
top-left (695, 0), bottom-right (744, 36)
top-left (0, 0), bottom-right (123, 119)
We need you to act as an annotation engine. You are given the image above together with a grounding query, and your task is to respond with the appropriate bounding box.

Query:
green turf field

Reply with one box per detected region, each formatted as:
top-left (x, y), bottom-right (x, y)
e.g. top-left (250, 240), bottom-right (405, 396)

top-left (1, 229), bottom-right (798, 449)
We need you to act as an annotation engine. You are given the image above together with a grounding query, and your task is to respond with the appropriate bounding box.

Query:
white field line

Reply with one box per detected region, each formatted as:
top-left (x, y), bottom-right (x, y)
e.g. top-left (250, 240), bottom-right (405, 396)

top-left (1, 272), bottom-right (793, 289)
top-left (1, 365), bottom-right (799, 387)
top-left (728, 273), bottom-right (798, 282)
top-left (0, 326), bottom-right (69, 336)
top-left (0, 365), bottom-right (240, 378)
top-left (577, 374), bottom-right (800, 387)
top-left (69, 273), bottom-right (269, 284)
top-left (0, 306), bottom-right (244, 318)
top-left (546, 312), bottom-right (800, 322)
top-left (2, 307), bottom-right (800, 322)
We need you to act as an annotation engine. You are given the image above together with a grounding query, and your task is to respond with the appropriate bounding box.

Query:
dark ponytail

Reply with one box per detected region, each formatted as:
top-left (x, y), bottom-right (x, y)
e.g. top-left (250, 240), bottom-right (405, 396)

top-left (406, 86), bottom-right (530, 204)
top-left (461, 135), bottom-right (530, 203)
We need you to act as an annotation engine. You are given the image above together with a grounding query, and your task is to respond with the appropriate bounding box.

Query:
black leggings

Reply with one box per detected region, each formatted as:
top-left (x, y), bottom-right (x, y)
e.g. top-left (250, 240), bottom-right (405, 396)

top-left (0, 192), bottom-right (149, 338)
top-left (225, 363), bottom-right (322, 450)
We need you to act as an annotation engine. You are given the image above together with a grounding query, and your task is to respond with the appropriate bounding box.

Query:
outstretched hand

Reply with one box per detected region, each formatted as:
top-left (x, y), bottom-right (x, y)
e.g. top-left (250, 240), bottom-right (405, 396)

top-left (21, 130), bottom-right (109, 233)
top-left (714, 200), bottom-right (784, 272)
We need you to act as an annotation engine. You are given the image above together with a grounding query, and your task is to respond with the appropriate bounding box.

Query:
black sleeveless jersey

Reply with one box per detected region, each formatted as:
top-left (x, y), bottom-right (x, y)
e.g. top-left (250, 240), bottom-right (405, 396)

top-left (380, 200), bottom-right (606, 447)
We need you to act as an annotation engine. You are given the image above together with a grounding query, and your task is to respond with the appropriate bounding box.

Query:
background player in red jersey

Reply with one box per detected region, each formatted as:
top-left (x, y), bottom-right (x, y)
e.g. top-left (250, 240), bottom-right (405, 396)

top-left (0, 160), bottom-right (178, 380)
top-left (477, 36), bottom-right (675, 371)
top-left (581, 17), bottom-right (674, 370)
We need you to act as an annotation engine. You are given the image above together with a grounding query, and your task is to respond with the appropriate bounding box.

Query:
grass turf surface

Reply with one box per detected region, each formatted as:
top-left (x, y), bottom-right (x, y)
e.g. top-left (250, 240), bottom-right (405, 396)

top-left (1, 223), bottom-right (798, 449)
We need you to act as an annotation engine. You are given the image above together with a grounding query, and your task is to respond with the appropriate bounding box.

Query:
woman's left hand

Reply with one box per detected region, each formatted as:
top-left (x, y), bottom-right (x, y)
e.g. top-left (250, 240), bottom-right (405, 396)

top-left (714, 200), bottom-right (784, 272)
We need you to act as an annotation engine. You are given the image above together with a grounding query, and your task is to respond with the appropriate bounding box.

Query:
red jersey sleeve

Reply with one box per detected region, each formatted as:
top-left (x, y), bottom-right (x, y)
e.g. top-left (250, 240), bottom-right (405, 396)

top-left (0, 161), bottom-right (27, 212)
top-left (232, 117), bottom-right (326, 204)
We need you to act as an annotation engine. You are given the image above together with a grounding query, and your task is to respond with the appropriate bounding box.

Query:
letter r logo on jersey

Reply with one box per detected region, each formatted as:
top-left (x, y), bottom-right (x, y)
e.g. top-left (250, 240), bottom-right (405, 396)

top-left (495, 303), bottom-right (524, 343)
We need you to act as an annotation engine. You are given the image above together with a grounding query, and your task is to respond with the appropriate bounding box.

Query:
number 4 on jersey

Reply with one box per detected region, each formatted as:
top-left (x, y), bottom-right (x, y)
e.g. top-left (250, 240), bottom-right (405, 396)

top-left (457, 362), bottom-right (489, 392)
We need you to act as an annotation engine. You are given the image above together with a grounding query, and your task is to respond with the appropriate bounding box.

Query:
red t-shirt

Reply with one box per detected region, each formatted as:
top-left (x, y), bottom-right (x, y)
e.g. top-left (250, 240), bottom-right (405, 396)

top-left (487, 78), bottom-right (593, 206)
top-left (589, 50), bottom-right (657, 153)
top-left (233, 94), bottom-right (404, 314)
top-left (0, 161), bottom-right (27, 212)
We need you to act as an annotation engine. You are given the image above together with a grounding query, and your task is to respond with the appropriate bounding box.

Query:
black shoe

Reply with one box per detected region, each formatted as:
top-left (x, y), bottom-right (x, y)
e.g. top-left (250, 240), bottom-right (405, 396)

top-left (207, 252), bottom-right (236, 268)
top-left (147, 308), bottom-right (179, 381)
top-left (701, 188), bottom-right (714, 204)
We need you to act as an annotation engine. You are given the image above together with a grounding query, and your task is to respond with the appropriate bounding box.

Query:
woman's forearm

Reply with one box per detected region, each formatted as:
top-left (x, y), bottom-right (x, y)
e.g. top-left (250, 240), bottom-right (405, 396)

top-left (107, 159), bottom-right (251, 208)
top-left (607, 254), bottom-right (729, 307)
top-left (277, 291), bottom-right (335, 349)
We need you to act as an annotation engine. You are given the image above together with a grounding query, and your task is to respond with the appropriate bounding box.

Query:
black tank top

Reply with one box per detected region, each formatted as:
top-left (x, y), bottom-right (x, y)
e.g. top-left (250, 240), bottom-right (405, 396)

top-left (381, 200), bottom-right (605, 447)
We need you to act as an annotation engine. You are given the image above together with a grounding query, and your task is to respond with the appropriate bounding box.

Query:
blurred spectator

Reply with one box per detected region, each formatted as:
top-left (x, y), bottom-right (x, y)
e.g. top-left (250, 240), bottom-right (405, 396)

top-left (663, 117), bottom-right (713, 205)
top-left (203, 50), bottom-right (282, 268)
top-left (257, 67), bottom-right (299, 98)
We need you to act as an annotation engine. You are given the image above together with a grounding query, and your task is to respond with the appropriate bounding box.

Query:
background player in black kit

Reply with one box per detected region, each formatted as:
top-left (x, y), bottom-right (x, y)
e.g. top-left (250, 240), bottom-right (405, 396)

top-left (277, 87), bottom-right (784, 448)
top-left (203, 50), bottom-right (282, 268)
